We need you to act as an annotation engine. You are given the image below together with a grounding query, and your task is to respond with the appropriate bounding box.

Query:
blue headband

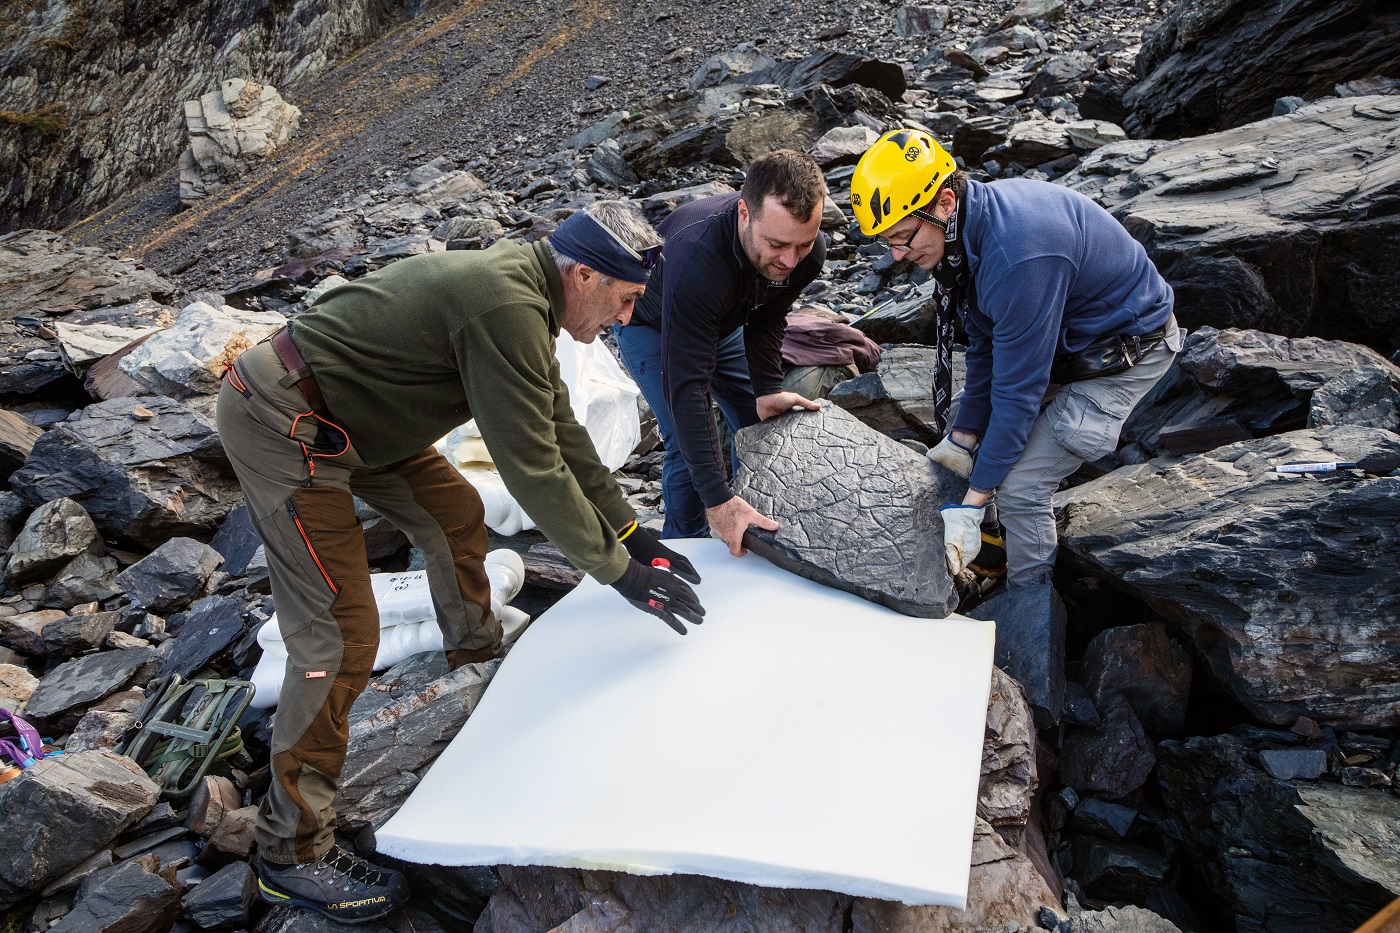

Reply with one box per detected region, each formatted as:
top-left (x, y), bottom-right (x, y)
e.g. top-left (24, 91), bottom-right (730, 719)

top-left (549, 211), bottom-right (660, 285)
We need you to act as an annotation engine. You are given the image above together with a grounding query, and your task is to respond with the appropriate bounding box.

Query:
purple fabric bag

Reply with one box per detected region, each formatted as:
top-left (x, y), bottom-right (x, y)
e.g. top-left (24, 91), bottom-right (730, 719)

top-left (0, 709), bottom-right (44, 767)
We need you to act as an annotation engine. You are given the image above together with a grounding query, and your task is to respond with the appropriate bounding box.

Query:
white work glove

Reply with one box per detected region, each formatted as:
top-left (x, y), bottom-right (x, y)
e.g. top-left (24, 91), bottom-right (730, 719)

top-left (927, 435), bottom-right (977, 479)
top-left (940, 504), bottom-right (986, 576)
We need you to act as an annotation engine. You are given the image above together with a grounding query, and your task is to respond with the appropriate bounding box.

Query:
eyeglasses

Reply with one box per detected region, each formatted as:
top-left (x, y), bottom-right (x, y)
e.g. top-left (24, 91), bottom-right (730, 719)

top-left (589, 213), bottom-right (663, 269)
top-left (877, 216), bottom-right (924, 255)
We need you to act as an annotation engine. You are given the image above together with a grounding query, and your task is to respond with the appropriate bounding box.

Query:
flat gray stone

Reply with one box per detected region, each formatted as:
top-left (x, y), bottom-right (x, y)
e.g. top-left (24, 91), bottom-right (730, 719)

top-left (733, 402), bottom-right (964, 618)
top-left (969, 583), bottom-right (1065, 728)
top-left (51, 859), bottom-right (180, 933)
top-left (24, 647), bottom-right (153, 724)
top-left (116, 536), bottom-right (224, 614)
top-left (37, 610), bottom-right (119, 658)
top-left (1259, 747), bottom-right (1328, 781)
top-left (159, 594), bottom-right (247, 679)
top-left (182, 859), bottom-right (256, 929)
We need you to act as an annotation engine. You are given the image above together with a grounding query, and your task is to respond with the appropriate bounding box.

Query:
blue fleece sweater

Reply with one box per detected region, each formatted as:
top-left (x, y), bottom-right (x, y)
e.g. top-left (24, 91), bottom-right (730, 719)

top-left (951, 178), bottom-right (1173, 492)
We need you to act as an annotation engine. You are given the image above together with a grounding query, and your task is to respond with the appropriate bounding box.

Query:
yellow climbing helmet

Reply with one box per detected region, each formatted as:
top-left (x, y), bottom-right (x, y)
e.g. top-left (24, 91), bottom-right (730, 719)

top-left (850, 128), bottom-right (958, 236)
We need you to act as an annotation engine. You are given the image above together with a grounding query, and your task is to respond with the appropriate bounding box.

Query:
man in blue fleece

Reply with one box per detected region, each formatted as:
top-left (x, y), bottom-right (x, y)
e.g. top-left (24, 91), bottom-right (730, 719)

top-left (850, 129), bottom-right (1181, 587)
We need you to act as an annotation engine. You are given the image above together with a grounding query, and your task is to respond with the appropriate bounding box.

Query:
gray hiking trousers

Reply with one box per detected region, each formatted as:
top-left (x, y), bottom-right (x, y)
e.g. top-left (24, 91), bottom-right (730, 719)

top-left (994, 316), bottom-right (1182, 587)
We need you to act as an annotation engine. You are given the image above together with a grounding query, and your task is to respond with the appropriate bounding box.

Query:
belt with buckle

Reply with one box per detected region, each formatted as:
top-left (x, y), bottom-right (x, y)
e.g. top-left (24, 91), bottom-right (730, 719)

top-left (271, 327), bottom-right (331, 416)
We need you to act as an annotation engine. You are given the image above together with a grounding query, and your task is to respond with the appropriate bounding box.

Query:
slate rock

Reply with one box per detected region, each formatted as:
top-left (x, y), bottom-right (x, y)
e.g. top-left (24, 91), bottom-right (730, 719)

top-left (0, 490), bottom-right (24, 550)
top-left (1070, 797), bottom-right (1137, 840)
top-left (980, 667), bottom-right (1037, 828)
top-left (1059, 691), bottom-right (1156, 800)
top-left (1024, 52), bottom-right (1096, 101)
top-left (0, 661), bottom-right (39, 713)
top-left (207, 505), bottom-right (260, 578)
top-left (1057, 425), bottom-right (1400, 727)
top-left (1125, 0), bottom-right (1400, 138)
top-left (1071, 836), bottom-right (1169, 903)
top-left (4, 497), bottom-right (103, 587)
top-left (893, 5), bottom-right (950, 36)
top-left (44, 553), bottom-right (122, 609)
top-left (1310, 365), bottom-right (1400, 432)
top-left (989, 119), bottom-right (1075, 167)
top-left (158, 594), bottom-right (247, 678)
top-left (809, 125), bottom-right (880, 168)
top-left (1002, 0), bottom-right (1066, 25)
top-left (333, 653), bottom-right (499, 834)
top-left (1070, 905), bottom-right (1183, 933)
top-left (66, 691), bottom-right (144, 753)
top-left (51, 300), bottom-right (172, 377)
top-left (688, 41), bottom-right (778, 91)
top-left (37, 609), bottom-right (119, 658)
top-left (850, 286), bottom-right (939, 344)
top-left (0, 750), bottom-right (159, 908)
top-left (586, 139), bottom-right (639, 188)
top-left (1157, 733), bottom-right (1400, 933)
top-left (828, 345), bottom-right (960, 445)
top-left (116, 537), bottom-right (224, 614)
top-left (118, 301), bottom-right (285, 398)
top-left (24, 647), bottom-right (154, 725)
top-left (0, 608), bottom-right (67, 654)
top-left (1082, 623), bottom-right (1192, 733)
top-left (205, 804), bottom-right (257, 859)
top-left (0, 231), bottom-right (175, 320)
top-left (733, 402), bottom-right (964, 618)
top-left (11, 396), bottom-right (241, 549)
top-left (1258, 747), bottom-right (1328, 781)
top-left (51, 859), bottom-right (180, 933)
top-left (182, 859), bottom-right (256, 929)
top-left (0, 408), bottom-right (43, 478)
top-left (741, 51), bottom-right (907, 102)
top-left (848, 818), bottom-right (1060, 932)
top-left (968, 583), bottom-right (1065, 729)
top-left (1061, 97), bottom-right (1400, 351)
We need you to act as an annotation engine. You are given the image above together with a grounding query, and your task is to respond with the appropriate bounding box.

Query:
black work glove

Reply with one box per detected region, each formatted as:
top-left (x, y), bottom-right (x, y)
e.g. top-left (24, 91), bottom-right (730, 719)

top-left (610, 560), bottom-right (706, 636)
top-left (617, 520), bottom-right (702, 585)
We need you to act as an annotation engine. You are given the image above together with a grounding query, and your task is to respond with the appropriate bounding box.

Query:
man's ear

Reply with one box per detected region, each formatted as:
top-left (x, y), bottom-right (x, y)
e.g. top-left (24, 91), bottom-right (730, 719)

top-left (937, 186), bottom-right (958, 216)
top-left (737, 198), bottom-right (751, 226)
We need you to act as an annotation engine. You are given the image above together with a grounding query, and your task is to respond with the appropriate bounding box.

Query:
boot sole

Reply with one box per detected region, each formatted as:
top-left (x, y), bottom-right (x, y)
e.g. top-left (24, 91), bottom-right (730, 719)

top-left (257, 877), bottom-right (400, 924)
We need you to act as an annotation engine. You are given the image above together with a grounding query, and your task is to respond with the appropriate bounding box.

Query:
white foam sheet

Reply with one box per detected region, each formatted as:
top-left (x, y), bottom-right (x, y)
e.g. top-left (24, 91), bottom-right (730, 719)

top-left (376, 539), bottom-right (996, 907)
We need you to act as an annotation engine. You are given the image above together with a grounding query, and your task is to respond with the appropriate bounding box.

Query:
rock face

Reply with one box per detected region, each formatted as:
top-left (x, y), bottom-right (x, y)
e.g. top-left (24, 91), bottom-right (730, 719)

top-left (118, 301), bottom-right (286, 397)
top-left (334, 652), bottom-right (498, 835)
top-left (979, 667), bottom-right (1037, 828)
top-left (1061, 96), bottom-right (1400, 353)
top-left (733, 402), bottom-right (964, 618)
top-left (1124, 0), bottom-right (1400, 138)
top-left (1157, 734), bottom-right (1400, 933)
top-left (180, 79), bottom-right (302, 206)
top-left (10, 396), bottom-right (241, 549)
top-left (0, 0), bottom-right (426, 231)
top-left (0, 751), bottom-right (159, 908)
top-left (1057, 425), bottom-right (1400, 727)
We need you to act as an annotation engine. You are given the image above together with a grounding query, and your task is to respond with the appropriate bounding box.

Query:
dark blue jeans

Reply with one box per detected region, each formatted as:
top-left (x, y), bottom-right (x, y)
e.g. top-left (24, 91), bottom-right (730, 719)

top-left (614, 322), bottom-right (759, 539)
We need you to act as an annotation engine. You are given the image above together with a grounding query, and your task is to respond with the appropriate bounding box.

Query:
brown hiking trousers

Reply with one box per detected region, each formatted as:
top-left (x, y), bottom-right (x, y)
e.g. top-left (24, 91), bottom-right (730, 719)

top-left (216, 339), bottom-right (499, 864)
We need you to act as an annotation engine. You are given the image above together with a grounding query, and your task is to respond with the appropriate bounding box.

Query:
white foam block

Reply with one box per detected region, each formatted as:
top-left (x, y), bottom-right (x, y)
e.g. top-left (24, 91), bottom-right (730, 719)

top-left (376, 539), bottom-right (996, 907)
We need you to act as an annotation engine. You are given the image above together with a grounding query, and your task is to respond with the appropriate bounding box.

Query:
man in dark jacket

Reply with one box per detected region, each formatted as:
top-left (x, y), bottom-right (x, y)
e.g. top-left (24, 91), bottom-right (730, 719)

top-left (616, 150), bottom-right (828, 554)
top-left (850, 129), bottom-right (1181, 587)
top-left (217, 201), bottom-right (704, 924)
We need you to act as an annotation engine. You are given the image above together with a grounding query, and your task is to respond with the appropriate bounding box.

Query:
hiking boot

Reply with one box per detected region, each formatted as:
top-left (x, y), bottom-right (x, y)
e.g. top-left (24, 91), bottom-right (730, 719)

top-left (255, 846), bottom-right (408, 924)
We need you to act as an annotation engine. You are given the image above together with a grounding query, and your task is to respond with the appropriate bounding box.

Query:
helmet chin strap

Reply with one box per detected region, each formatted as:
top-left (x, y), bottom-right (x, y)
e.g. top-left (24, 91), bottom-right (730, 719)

top-left (912, 207), bottom-right (948, 232)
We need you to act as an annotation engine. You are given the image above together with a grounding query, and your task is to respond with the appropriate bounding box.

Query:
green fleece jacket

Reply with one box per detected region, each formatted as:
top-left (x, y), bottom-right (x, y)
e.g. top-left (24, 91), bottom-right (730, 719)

top-left (291, 240), bottom-right (634, 584)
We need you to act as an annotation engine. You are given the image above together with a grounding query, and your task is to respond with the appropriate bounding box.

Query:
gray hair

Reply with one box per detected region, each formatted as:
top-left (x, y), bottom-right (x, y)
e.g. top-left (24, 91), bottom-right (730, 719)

top-left (549, 199), bottom-right (662, 280)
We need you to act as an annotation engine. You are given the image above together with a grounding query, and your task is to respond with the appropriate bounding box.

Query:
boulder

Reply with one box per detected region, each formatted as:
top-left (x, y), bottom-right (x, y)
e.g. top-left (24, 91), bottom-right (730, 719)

top-left (585, 139), bottom-right (639, 188)
top-left (1070, 798), bottom-right (1137, 840)
top-left (0, 609), bottom-right (67, 655)
top-left (43, 553), bottom-right (122, 609)
top-left (1001, 0), bottom-right (1066, 26)
top-left (10, 396), bottom-right (241, 549)
top-left (851, 287), bottom-right (939, 344)
top-left (158, 594), bottom-right (248, 678)
top-left (1057, 426), bottom-right (1400, 727)
top-left (1070, 836), bottom-right (1170, 903)
top-left (0, 750), bottom-right (159, 908)
top-left (828, 345), bottom-right (961, 445)
top-left (117, 301), bottom-right (286, 398)
top-left (1060, 96), bottom-right (1400, 351)
top-left (1124, 0), bottom-right (1400, 138)
top-left (1157, 733), bottom-right (1400, 933)
top-left (1059, 691), bottom-right (1157, 800)
top-left (37, 610), bottom-right (119, 658)
top-left (894, 6), bottom-right (951, 36)
top-left (3, 497), bottom-right (103, 586)
top-left (477, 865), bottom-right (849, 933)
top-left (182, 860), bottom-right (256, 929)
top-left (0, 662), bottom-right (39, 713)
top-left (979, 667), bottom-right (1037, 827)
top-left (989, 120), bottom-right (1075, 167)
top-left (333, 652), bottom-right (498, 835)
top-left (1258, 747), bottom-right (1327, 781)
top-left (1081, 623), bottom-right (1192, 733)
top-left (741, 51), bottom-right (907, 102)
top-left (688, 42), bottom-right (779, 91)
top-left (52, 300), bottom-right (172, 376)
top-left (1024, 52), bottom-right (1096, 101)
top-left (49, 860), bottom-right (180, 933)
top-left (968, 583), bottom-right (1065, 729)
top-left (0, 231), bottom-right (175, 320)
top-left (116, 537), bottom-right (224, 614)
top-left (0, 490), bottom-right (24, 550)
top-left (66, 691), bottom-right (144, 754)
top-left (179, 78), bottom-right (301, 206)
top-left (23, 647), bottom-right (154, 726)
top-left (733, 402), bottom-right (965, 618)
top-left (809, 125), bottom-right (881, 168)
top-left (848, 818), bottom-right (1061, 932)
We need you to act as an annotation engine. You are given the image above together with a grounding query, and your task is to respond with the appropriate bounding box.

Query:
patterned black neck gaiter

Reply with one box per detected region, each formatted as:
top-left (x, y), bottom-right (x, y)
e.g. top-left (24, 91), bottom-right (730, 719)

top-left (924, 197), bottom-right (968, 437)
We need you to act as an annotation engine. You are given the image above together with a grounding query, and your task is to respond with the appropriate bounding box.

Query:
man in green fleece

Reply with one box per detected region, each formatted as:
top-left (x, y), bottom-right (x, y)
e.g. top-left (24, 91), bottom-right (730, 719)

top-left (216, 201), bottom-right (705, 924)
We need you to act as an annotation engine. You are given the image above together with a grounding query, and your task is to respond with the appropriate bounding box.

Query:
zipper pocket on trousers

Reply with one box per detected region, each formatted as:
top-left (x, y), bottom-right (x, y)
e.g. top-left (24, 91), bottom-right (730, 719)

top-left (286, 500), bottom-right (339, 595)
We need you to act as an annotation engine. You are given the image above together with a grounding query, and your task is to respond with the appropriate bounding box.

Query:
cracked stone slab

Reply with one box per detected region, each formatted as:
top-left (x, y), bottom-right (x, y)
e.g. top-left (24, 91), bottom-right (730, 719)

top-left (734, 401), bottom-right (964, 618)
